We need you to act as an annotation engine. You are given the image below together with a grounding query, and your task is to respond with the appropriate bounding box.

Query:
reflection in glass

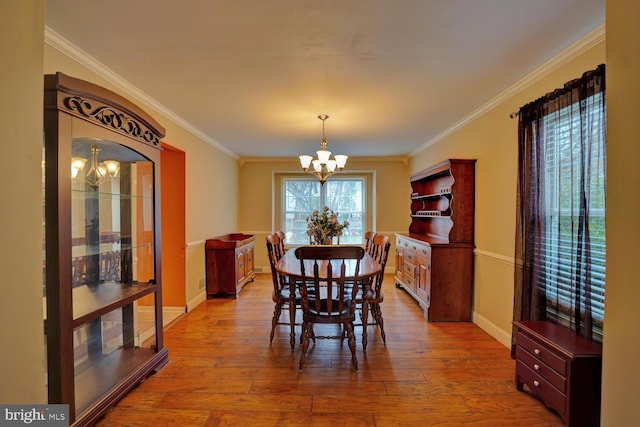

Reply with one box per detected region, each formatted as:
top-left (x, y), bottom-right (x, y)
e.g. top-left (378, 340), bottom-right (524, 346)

top-left (70, 138), bottom-right (154, 288)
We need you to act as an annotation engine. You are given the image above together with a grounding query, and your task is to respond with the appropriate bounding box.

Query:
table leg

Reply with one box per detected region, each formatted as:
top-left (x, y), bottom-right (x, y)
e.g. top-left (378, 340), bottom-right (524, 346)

top-left (289, 275), bottom-right (296, 351)
top-left (361, 278), bottom-right (372, 352)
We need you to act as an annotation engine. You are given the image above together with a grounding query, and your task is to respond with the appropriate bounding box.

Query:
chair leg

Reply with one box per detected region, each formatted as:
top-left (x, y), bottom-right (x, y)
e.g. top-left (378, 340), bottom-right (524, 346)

top-left (372, 303), bottom-right (386, 344)
top-left (299, 322), bottom-right (314, 372)
top-left (361, 300), bottom-right (370, 352)
top-left (270, 302), bottom-right (282, 344)
top-left (288, 301), bottom-right (296, 351)
top-left (344, 322), bottom-right (358, 372)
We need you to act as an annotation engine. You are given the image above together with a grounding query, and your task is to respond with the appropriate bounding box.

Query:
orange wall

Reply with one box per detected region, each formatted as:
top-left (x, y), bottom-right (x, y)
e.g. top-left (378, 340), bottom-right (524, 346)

top-left (161, 143), bottom-right (186, 307)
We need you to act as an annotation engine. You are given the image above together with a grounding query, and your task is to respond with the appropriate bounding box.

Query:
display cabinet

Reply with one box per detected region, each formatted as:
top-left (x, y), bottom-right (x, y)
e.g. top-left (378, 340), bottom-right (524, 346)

top-left (43, 72), bottom-right (168, 426)
top-left (395, 159), bottom-right (475, 321)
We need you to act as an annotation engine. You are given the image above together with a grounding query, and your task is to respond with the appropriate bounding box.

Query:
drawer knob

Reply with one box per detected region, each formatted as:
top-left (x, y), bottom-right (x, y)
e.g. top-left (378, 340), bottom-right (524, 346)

top-left (534, 348), bottom-right (541, 355)
top-left (533, 380), bottom-right (540, 387)
top-left (533, 364), bottom-right (540, 371)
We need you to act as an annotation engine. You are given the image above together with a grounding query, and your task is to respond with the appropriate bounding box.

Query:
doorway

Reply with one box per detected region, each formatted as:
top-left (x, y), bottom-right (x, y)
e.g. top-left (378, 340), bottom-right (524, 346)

top-left (160, 142), bottom-right (186, 326)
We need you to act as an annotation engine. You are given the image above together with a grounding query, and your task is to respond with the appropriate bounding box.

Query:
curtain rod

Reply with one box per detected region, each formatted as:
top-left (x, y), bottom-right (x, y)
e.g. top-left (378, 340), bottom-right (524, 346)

top-left (509, 111), bottom-right (519, 119)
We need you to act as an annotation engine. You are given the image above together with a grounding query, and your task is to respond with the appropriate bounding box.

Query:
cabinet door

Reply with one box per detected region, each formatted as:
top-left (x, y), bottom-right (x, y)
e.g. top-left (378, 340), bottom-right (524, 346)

top-left (395, 248), bottom-right (404, 282)
top-left (236, 249), bottom-right (246, 285)
top-left (245, 245), bottom-right (254, 276)
top-left (416, 255), bottom-right (431, 307)
top-left (68, 138), bottom-right (162, 413)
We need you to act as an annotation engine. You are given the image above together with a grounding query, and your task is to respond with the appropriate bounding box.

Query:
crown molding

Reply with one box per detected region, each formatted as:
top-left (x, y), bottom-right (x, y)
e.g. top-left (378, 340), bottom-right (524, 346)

top-left (411, 23), bottom-right (606, 156)
top-left (238, 155), bottom-right (409, 163)
top-left (44, 26), bottom-right (238, 159)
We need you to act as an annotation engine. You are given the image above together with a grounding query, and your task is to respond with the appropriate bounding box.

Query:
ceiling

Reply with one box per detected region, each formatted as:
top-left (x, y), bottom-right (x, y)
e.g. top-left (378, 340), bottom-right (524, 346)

top-left (44, 0), bottom-right (605, 159)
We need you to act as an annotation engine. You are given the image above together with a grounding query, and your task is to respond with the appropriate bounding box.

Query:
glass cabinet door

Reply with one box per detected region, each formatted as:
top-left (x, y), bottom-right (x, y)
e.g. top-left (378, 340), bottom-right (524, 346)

top-left (70, 137), bottom-right (158, 415)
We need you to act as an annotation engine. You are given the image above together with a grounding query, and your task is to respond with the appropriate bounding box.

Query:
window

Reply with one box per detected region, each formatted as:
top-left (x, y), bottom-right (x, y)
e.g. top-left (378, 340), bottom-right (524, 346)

top-left (282, 176), bottom-right (365, 245)
top-left (513, 64), bottom-right (606, 344)
top-left (537, 93), bottom-right (606, 340)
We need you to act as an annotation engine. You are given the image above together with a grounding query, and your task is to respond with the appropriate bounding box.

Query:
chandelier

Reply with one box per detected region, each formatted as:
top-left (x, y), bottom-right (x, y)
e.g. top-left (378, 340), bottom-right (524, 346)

top-left (71, 144), bottom-right (120, 188)
top-left (299, 114), bottom-right (348, 185)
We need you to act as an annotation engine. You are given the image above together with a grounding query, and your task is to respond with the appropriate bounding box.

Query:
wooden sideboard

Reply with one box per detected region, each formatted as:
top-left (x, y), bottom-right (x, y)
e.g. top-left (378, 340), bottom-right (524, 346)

top-left (205, 233), bottom-right (255, 298)
top-left (513, 320), bottom-right (602, 427)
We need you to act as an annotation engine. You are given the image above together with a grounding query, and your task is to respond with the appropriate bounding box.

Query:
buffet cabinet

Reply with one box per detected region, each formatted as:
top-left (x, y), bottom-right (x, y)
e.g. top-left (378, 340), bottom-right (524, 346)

top-left (205, 234), bottom-right (255, 298)
top-left (43, 72), bottom-right (168, 426)
top-left (395, 159), bottom-right (475, 321)
top-left (513, 321), bottom-right (602, 427)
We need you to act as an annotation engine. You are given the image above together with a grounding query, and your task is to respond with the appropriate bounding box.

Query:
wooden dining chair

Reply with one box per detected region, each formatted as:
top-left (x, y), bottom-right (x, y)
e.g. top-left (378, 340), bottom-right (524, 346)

top-left (266, 233), bottom-right (300, 350)
top-left (276, 230), bottom-right (287, 254)
top-left (294, 245), bottom-right (365, 372)
top-left (360, 234), bottom-right (391, 350)
top-left (364, 231), bottom-right (377, 255)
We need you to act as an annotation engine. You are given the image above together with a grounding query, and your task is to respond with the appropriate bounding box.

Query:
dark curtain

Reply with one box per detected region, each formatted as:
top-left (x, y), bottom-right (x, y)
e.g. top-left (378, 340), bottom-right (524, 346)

top-left (512, 64), bottom-right (606, 354)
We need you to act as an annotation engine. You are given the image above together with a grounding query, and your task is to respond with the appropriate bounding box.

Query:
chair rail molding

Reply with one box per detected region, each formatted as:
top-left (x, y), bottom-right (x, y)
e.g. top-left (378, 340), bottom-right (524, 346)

top-left (474, 248), bottom-right (515, 267)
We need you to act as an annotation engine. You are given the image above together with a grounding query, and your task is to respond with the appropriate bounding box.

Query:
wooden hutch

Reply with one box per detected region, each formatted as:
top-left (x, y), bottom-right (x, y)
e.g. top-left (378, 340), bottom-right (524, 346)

top-left (394, 158), bottom-right (476, 321)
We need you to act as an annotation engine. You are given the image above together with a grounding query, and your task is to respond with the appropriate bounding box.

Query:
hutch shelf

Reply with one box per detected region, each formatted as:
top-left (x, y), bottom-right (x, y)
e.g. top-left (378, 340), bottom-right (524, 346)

top-left (394, 159), bottom-right (476, 321)
top-left (43, 72), bottom-right (169, 426)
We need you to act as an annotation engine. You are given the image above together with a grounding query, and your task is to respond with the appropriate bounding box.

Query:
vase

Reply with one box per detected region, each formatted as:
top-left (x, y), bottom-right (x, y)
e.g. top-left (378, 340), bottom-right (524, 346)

top-left (321, 237), bottom-right (333, 245)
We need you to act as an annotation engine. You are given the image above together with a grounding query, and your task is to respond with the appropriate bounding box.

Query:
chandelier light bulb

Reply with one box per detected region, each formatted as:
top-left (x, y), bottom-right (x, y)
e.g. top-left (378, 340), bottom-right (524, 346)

top-left (316, 149), bottom-right (331, 163)
top-left (71, 157), bottom-right (87, 178)
top-left (103, 160), bottom-right (120, 176)
top-left (334, 154), bottom-right (348, 170)
top-left (299, 155), bottom-right (313, 170)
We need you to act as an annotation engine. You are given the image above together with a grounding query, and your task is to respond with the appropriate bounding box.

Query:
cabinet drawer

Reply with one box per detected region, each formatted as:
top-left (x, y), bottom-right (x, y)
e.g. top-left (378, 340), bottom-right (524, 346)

top-left (404, 262), bottom-right (415, 277)
top-left (397, 237), bottom-right (410, 248)
top-left (516, 360), bottom-right (566, 416)
top-left (517, 331), bottom-right (567, 376)
top-left (405, 274), bottom-right (415, 289)
top-left (516, 345), bottom-right (566, 393)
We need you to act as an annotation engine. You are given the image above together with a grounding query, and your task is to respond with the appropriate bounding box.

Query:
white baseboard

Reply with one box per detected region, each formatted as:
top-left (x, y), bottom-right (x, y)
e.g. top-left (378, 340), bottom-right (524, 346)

top-left (163, 306), bottom-right (186, 316)
top-left (137, 305), bottom-right (184, 314)
top-left (187, 290), bottom-right (207, 312)
top-left (473, 311), bottom-right (512, 349)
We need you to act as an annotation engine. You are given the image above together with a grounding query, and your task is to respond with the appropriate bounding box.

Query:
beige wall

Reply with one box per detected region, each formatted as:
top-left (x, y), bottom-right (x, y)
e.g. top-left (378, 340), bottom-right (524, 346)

top-left (238, 157), bottom-right (410, 272)
top-left (602, 0), bottom-right (640, 425)
top-left (0, 0), bottom-right (47, 404)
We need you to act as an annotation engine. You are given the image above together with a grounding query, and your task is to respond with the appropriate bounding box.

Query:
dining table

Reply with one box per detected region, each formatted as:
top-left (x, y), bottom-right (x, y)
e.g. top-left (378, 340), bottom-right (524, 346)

top-left (275, 246), bottom-right (382, 350)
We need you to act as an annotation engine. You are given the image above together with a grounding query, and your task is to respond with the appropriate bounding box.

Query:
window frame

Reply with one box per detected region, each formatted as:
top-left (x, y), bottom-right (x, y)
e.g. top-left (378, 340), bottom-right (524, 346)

top-left (274, 172), bottom-right (374, 247)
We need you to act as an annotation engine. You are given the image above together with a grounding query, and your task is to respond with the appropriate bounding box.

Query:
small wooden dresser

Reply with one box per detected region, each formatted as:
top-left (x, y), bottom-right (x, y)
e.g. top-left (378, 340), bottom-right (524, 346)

top-left (205, 233), bottom-right (255, 298)
top-left (513, 320), bottom-right (602, 427)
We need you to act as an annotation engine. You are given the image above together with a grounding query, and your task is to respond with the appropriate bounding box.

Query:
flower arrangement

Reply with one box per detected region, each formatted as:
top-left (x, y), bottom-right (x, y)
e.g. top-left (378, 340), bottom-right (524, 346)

top-left (306, 206), bottom-right (349, 245)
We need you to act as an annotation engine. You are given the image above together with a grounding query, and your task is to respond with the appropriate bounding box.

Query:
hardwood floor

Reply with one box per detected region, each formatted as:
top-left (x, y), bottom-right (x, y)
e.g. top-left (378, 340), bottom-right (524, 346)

top-left (96, 273), bottom-right (563, 426)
